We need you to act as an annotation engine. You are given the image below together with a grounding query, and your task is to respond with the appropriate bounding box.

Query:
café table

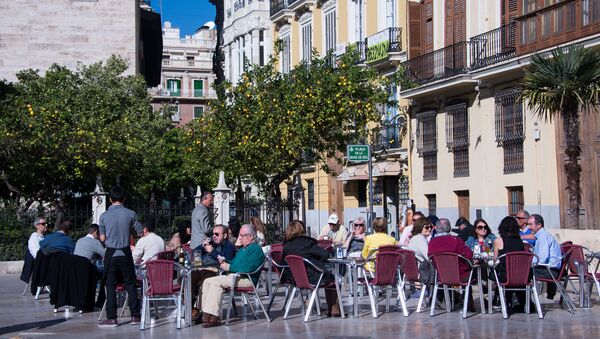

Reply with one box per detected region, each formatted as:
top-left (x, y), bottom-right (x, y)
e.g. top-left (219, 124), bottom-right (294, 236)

top-left (472, 253), bottom-right (493, 315)
top-left (328, 256), bottom-right (365, 318)
top-left (183, 263), bottom-right (220, 327)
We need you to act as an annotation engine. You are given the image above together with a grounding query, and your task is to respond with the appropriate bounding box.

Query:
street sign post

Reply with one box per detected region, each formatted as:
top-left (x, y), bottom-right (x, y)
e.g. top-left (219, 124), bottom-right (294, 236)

top-left (346, 144), bottom-right (374, 232)
top-left (347, 145), bottom-right (370, 162)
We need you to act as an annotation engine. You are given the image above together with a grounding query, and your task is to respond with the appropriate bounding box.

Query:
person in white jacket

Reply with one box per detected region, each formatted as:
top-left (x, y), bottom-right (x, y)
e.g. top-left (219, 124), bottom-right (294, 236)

top-left (132, 222), bottom-right (165, 265)
top-left (28, 217), bottom-right (48, 258)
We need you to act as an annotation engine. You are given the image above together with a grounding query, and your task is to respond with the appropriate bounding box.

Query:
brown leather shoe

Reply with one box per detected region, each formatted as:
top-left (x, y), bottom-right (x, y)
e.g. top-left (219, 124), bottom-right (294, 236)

top-left (201, 315), bottom-right (221, 328)
top-left (192, 308), bottom-right (202, 324)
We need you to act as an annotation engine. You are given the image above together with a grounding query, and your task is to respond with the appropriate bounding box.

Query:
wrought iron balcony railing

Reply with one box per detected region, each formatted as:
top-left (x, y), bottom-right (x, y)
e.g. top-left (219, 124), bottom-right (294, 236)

top-left (345, 41), bottom-right (367, 64)
top-left (270, 0), bottom-right (286, 16)
top-left (365, 27), bottom-right (402, 63)
top-left (373, 121), bottom-right (402, 152)
top-left (403, 41), bottom-right (470, 85)
top-left (470, 22), bottom-right (516, 71)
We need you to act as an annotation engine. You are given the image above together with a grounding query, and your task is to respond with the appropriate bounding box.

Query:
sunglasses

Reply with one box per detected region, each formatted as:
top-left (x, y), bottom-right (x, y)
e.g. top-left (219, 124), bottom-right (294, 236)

top-left (354, 223), bottom-right (365, 227)
top-left (38, 222), bottom-right (47, 225)
top-left (476, 225), bottom-right (488, 230)
top-left (423, 225), bottom-right (433, 230)
top-left (212, 232), bottom-right (220, 236)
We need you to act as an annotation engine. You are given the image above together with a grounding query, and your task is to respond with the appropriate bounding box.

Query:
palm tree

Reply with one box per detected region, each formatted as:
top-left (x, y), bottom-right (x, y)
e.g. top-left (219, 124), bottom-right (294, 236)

top-left (520, 44), bottom-right (600, 229)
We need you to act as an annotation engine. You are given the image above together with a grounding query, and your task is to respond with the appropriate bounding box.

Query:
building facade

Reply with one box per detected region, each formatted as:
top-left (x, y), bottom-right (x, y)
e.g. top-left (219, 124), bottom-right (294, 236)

top-left (270, 0), bottom-right (411, 235)
top-left (223, 0), bottom-right (273, 83)
top-left (401, 0), bottom-right (600, 230)
top-left (0, 0), bottom-right (161, 86)
top-left (149, 21), bottom-right (217, 125)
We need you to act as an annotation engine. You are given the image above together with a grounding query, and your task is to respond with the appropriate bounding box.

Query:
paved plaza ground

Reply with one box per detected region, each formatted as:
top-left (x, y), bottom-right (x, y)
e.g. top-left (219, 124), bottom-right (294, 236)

top-left (1, 273), bottom-right (599, 339)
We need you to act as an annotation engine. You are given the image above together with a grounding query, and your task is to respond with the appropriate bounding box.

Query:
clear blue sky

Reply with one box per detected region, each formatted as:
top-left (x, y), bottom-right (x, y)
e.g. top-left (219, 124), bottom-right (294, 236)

top-left (151, 0), bottom-right (216, 36)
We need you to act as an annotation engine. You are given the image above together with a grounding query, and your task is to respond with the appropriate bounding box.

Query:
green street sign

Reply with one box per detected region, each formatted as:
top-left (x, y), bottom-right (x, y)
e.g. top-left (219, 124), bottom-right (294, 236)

top-left (347, 145), bottom-right (370, 162)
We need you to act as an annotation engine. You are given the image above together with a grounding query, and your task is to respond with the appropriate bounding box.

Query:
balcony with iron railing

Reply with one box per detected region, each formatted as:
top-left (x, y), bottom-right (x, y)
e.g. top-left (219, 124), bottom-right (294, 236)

top-left (234, 0), bottom-right (246, 11)
top-left (365, 27), bottom-right (402, 63)
top-left (345, 41), bottom-right (367, 64)
top-left (270, 0), bottom-right (286, 17)
top-left (403, 41), bottom-right (470, 85)
top-left (372, 121), bottom-right (402, 152)
top-left (149, 88), bottom-right (218, 99)
top-left (470, 22), bottom-right (516, 71)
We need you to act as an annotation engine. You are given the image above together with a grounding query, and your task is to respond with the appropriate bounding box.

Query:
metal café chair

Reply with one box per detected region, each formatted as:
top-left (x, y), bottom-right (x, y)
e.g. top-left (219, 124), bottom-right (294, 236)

top-left (140, 260), bottom-right (184, 330)
top-left (491, 251), bottom-right (544, 319)
top-left (560, 243), bottom-right (597, 303)
top-left (359, 251), bottom-right (402, 318)
top-left (429, 252), bottom-right (482, 318)
top-left (266, 244), bottom-right (293, 313)
top-left (396, 248), bottom-right (429, 316)
top-left (284, 255), bottom-right (345, 322)
top-left (221, 257), bottom-right (271, 325)
top-left (535, 249), bottom-right (576, 314)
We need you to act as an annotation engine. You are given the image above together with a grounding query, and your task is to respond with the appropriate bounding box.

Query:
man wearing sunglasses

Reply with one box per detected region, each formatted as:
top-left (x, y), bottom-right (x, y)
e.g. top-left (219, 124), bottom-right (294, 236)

top-left (190, 224), bottom-right (236, 323)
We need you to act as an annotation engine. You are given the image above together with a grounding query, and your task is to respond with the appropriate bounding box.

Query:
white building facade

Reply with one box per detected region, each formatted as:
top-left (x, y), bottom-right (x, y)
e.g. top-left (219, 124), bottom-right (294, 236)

top-left (223, 0), bottom-right (273, 83)
top-left (149, 21), bottom-right (217, 125)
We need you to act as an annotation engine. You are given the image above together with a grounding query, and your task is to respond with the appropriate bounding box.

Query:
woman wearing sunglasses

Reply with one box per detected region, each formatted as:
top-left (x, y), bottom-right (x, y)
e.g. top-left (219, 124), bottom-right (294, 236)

top-left (465, 218), bottom-right (496, 253)
top-left (343, 217), bottom-right (366, 258)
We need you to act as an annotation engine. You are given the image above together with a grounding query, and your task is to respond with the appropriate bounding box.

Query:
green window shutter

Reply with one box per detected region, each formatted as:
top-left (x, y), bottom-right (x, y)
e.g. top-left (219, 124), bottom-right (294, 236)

top-left (194, 106), bottom-right (204, 119)
top-left (167, 79), bottom-right (181, 96)
top-left (194, 80), bottom-right (203, 97)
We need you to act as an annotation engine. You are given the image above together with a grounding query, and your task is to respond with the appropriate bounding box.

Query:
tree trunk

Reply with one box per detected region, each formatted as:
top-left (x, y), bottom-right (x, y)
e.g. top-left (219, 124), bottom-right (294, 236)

top-left (562, 106), bottom-right (582, 229)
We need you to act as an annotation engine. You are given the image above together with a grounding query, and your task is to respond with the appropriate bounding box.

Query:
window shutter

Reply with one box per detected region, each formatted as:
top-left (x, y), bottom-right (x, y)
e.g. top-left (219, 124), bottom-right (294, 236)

top-left (423, 0), bottom-right (434, 53)
top-left (445, 0), bottom-right (454, 46)
top-left (409, 1), bottom-right (422, 58)
top-left (502, 0), bottom-right (518, 26)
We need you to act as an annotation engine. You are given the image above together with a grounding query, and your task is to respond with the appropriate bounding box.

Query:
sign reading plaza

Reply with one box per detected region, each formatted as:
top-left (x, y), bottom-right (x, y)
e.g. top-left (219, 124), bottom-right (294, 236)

top-left (347, 145), bottom-right (370, 162)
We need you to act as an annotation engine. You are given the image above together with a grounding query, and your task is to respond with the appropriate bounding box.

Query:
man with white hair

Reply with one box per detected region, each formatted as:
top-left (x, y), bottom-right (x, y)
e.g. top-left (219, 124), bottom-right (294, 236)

top-left (200, 224), bottom-right (265, 327)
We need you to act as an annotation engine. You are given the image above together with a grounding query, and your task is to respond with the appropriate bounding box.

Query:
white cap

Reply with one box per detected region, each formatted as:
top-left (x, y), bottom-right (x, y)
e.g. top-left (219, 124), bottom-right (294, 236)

top-left (328, 214), bottom-right (339, 224)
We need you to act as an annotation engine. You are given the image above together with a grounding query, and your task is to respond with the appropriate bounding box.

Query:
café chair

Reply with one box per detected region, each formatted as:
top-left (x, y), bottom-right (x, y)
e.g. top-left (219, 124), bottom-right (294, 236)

top-left (140, 260), bottom-right (184, 330)
top-left (396, 248), bottom-right (428, 316)
top-left (535, 250), bottom-right (576, 314)
top-left (359, 251), bottom-right (402, 318)
top-left (491, 251), bottom-right (543, 319)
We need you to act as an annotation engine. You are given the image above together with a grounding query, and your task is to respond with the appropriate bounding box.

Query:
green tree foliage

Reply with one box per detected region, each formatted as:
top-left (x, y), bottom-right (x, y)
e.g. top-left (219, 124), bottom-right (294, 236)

top-left (520, 44), bottom-right (600, 229)
top-left (196, 47), bottom-right (391, 197)
top-left (0, 56), bottom-right (180, 206)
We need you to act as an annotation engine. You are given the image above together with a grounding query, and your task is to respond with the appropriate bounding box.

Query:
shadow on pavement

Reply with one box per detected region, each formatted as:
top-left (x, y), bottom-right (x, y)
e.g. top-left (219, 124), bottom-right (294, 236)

top-left (0, 318), bottom-right (66, 336)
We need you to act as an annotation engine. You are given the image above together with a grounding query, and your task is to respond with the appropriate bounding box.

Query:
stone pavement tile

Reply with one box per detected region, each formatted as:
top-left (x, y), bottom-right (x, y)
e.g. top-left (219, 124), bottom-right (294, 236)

top-left (2, 274), bottom-right (600, 339)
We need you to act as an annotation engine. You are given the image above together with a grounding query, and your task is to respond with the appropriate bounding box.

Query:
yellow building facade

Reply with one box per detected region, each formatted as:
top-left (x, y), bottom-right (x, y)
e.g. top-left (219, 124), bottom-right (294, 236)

top-left (270, 0), bottom-right (411, 236)
top-left (401, 0), bottom-right (600, 230)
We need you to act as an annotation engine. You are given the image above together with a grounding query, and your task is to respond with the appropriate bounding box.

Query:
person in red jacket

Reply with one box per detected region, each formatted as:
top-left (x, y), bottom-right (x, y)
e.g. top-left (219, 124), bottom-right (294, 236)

top-left (428, 218), bottom-right (475, 310)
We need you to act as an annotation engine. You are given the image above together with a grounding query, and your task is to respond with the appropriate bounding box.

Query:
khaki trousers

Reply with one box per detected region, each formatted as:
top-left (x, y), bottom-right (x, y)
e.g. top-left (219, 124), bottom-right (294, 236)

top-left (201, 273), bottom-right (253, 317)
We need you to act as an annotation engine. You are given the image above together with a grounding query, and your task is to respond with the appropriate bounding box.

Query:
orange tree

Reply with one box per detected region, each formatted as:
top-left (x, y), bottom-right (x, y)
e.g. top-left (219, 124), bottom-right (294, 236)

top-left (0, 56), bottom-right (178, 208)
top-left (188, 47), bottom-right (391, 200)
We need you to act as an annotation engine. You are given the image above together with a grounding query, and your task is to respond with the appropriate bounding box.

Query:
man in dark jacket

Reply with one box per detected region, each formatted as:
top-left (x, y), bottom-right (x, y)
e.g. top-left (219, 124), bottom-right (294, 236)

top-left (39, 221), bottom-right (75, 254)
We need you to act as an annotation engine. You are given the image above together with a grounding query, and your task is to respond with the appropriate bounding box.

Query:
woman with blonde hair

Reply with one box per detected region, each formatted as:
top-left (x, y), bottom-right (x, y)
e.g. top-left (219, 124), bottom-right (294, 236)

top-left (361, 217), bottom-right (397, 271)
top-left (250, 216), bottom-right (267, 245)
top-left (282, 220), bottom-right (341, 317)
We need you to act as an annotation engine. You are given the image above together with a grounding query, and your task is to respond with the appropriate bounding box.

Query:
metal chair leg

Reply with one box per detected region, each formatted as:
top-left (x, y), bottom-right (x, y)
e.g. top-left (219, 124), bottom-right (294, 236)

top-left (304, 288), bottom-right (319, 322)
top-left (366, 282), bottom-right (378, 318)
top-left (253, 289), bottom-right (272, 322)
top-left (462, 285), bottom-right (471, 319)
top-left (416, 285), bottom-right (426, 314)
top-left (22, 282), bottom-right (30, 296)
top-left (498, 286), bottom-right (508, 319)
top-left (283, 287), bottom-right (297, 319)
top-left (34, 286), bottom-right (42, 300)
top-left (430, 284), bottom-right (439, 317)
top-left (532, 283), bottom-right (544, 319)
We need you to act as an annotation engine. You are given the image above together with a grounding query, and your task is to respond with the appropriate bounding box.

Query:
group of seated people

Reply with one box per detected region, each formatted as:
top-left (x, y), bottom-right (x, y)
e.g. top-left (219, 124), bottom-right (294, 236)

top-left (283, 209), bottom-right (563, 315)
top-left (24, 207), bottom-right (564, 325)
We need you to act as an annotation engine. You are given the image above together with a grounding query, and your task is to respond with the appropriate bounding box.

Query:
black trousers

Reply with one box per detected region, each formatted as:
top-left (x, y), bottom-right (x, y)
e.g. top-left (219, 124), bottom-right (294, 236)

top-left (534, 266), bottom-right (559, 298)
top-left (105, 256), bottom-right (140, 319)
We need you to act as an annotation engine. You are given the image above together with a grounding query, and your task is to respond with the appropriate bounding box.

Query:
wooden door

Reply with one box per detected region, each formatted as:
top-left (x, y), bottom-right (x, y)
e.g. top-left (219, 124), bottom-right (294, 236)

top-left (456, 190), bottom-right (470, 221)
